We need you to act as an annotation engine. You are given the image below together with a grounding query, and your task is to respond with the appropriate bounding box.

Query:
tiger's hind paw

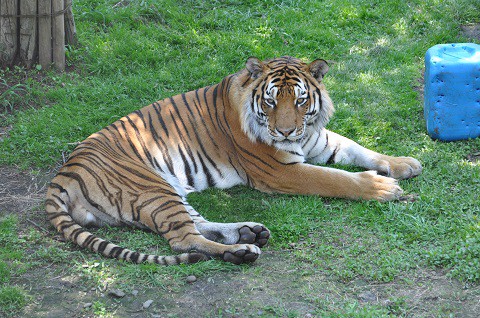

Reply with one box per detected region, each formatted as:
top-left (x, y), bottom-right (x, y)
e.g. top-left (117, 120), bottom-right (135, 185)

top-left (222, 244), bottom-right (261, 265)
top-left (237, 225), bottom-right (270, 247)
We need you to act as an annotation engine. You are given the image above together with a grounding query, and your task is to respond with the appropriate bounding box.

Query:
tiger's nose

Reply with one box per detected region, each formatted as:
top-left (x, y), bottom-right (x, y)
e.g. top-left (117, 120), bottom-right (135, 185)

top-left (276, 127), bottom-right (296, 137)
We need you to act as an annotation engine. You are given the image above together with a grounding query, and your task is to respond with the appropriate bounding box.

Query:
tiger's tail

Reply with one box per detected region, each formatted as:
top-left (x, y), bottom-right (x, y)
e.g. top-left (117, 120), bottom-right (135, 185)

top-left (45, 184), bottom-right (208, 265)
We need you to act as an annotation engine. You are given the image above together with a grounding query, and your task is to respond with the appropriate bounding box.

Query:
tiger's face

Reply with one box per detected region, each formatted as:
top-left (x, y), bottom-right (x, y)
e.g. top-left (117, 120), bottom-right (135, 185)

top-left (260, 76), bottom-right (312, 142)
top-left (240, 56), bottom-right (334, 146)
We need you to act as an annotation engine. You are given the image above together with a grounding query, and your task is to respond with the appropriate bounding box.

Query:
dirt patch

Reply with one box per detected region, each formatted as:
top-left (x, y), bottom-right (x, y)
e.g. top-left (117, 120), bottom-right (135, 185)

top-left (0, 166), bottom-right (53, 216)
top-left (1, 166), bottom-right (480, 317)
top-left (467, 151), bottom-right (480, 164)
top-left (461, 23), bottom-right (480, 41)
top-left (16, 252), bottom-right (480, 317)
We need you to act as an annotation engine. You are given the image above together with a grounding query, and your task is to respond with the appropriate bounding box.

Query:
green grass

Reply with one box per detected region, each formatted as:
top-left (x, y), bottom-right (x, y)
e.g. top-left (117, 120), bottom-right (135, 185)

top-left (0, 216), bottom-right (29, 316)
top-left (0, 0), bottom-right (480, 316)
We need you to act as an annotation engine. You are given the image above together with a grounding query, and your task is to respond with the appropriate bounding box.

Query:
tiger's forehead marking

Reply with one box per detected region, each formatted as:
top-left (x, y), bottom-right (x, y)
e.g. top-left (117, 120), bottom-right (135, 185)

top-left (265, 74), bottom-right (308, 99)
top-left (266, 56), bottom-right (306, 69)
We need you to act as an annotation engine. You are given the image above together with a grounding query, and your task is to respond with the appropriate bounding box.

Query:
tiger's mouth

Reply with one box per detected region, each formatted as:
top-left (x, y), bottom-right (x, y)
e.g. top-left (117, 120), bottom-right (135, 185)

top-left (268, 125), bottom-right (305, 142)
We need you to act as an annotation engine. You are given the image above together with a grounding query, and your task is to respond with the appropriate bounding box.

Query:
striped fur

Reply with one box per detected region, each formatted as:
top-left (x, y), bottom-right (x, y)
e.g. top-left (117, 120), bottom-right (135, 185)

top-left (45, 56), bottom-right (422, 265)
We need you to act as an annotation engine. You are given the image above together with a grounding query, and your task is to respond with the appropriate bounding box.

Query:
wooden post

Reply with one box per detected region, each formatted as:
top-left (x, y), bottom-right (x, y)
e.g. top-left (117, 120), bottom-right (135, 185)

top-left (64, 0), bottom-right (76, 46)
top-left (38, 0), bottom-right (52, 69)
top-left (52, 0), bottom-right (65, 71)
top-left (20, 0), bottom-right (37, 68)
top-left (1, 0), bottom-right (74, 71)
top-left (0, 0), bottom-right (18, 66)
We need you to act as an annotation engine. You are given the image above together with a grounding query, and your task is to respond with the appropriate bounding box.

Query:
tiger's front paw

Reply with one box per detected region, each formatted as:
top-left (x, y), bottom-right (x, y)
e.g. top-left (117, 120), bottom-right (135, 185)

top-left (355, 171), bottom-right (403, 202)
top-left (377, 156), bottom-right (422, 180)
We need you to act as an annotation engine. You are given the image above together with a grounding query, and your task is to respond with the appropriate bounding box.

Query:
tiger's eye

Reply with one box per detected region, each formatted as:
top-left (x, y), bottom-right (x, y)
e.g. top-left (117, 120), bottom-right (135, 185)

top-left (265, 98), bottom-right (275, 106)
top-left (296, 97), bottom-right (308, 106)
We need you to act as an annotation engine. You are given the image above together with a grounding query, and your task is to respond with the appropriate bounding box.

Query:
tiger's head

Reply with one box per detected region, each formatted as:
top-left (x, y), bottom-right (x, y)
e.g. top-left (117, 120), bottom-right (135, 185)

top-left (237, 56), bottom-right (334, 147)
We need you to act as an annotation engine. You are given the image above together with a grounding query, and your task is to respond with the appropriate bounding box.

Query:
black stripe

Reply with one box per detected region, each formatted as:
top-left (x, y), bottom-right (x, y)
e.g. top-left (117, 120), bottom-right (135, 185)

top-left (315, 87), bottom-right (323, 110)
top-left (233, 139), bottom-right (275, 170)
top-left (136, 196), bottom-right (179, 213)
top-left (83, 234), bottom-right (97, 248)
top-left (48, 182), bottom-right (68, 193)
top-left (111, 247), bottom-right (123, 258)
top-left (184, 142), bottom-right (198, 174)
top-left (181, 93), bottom-right (196, 119)
top-left (51, 193), bottom-right (67, 206)
top-left (120, 119), bottom-right (146, 164)
top-left (97, 241), bottom-right (109, 254)
top-left (47, 211), bottom-right (70, 221)
top-left (211, 85), bottom-right (222, 128)
top-left (146, 199), bottom-right (184, 223)
top-left (165, 209), bottom-right (190, 220)
top-left (82, 234), bottom-right (97, 247)
top-left (169, 96), bottom-right (191, 134)
top-left (130, 252), bottom-right (140, 263)
top-left (227, 156), bottom-right (245, 181)
top-left (152, 102), bottom-right (170, 138)
top-left (57, 220), bottom-right (76, 232)
top-left (148, 111), bottom-right (174, 174)
top-left (192, 90), bottom-right (219, 149)
top-left (104, 124), bottom-right (136, 159)
top-left (241, 75), bottom-right (251, 87)
top-left (168, 231), bottom-right (202, 244)
top-left (197, 152), bottom-right (215, 187)
top-left (188, 114), bottom-right (224, 178)
top-left (134, 109), bottom-right (147, 129)
top-left (202, 86), bottom-right (219, 132)
top-left (158, 219), bottom-right (193, 236)
top-left (172, 220), bottom-right (195, 231)
top-left (139, 254), bottom-right (148, 263)
top-left (268, 154), bottom-right (302, 166)
top-left (126, 115), bottom-right (157, 169)
top-left (326, 145), bottom-right (339, 164)
top-left (71, 228), bottom-right (85, 242)
top-left (178, 145), bottom-right (194, 187)
top-left (45, 199), bottom-right (61, 210)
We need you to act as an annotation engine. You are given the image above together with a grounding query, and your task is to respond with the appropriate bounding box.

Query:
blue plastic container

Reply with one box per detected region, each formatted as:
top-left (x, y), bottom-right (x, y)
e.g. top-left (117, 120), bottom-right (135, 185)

top-left (424, 43), bottom-right (480, 141)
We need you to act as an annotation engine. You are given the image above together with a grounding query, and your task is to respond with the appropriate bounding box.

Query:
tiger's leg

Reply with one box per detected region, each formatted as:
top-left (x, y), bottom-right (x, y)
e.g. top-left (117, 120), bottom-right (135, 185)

top-left (304, 129), bottom-right (422, 180)
top-left (136, 193), bottom-right (262, 265)
top-left (184, 201), bottom-right (270, 247)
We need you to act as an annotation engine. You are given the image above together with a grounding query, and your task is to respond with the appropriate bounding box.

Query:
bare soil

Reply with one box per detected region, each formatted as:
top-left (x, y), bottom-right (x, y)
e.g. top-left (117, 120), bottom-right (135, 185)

top-left (1, 165), bottom-right (480, 317)
top-left (461, 24), bottom-right (480, 41)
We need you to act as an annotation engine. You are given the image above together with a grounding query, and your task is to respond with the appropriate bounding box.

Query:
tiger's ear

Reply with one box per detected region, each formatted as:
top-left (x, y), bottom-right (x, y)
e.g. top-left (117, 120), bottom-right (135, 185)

top-left (246, 57), bottom-right (264, 79)
top-left (307, 59), bottom-right (329, 82)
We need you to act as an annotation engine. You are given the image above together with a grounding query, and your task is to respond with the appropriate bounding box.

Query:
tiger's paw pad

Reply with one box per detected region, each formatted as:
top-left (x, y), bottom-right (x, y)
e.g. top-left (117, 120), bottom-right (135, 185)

top-left (223, 245), bottom-right (260, 265)
top-left (238, 225), bottom-right (270, 247)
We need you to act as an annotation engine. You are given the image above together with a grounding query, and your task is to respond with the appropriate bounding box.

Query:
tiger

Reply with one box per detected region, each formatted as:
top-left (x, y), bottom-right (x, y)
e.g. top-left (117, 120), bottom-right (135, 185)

top-left (45, 56), bottom-right (422, 265)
